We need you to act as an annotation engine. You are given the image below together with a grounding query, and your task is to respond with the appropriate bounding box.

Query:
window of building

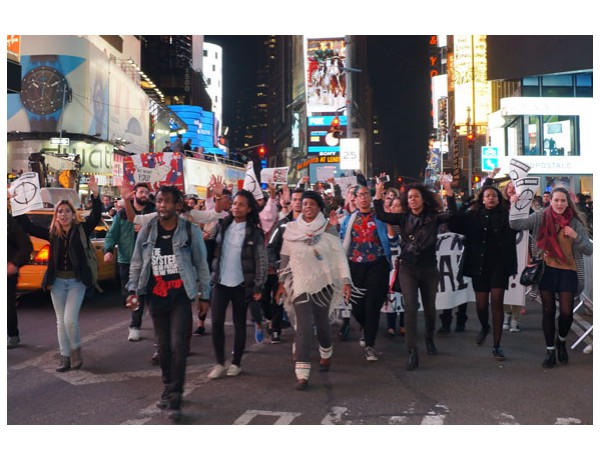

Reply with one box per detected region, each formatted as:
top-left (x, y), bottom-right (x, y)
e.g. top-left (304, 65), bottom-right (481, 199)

top-left (509, 115), bottom-right (580, 157)
top-left (542, 74), bottom-right (573, 97)
top-left (575, 73), bottom-right (593, 97)
top-left (203, 50), bottom-right (208, 57)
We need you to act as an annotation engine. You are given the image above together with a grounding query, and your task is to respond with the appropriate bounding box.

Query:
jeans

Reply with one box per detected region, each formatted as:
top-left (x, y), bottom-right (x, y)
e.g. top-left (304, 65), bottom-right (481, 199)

top-left (293, 291), bottom-right (333, 366)
top-left (149, 287), bottom-right (192, 397)
top-left (349, 258), bottom-right (390, 347)
top-left (210, 284), bottom-right (248, 367)
top-left (50, 277), bottom-right (87, 356)
top-left (7, 274), bottom-right (19, 338)
top-left (118, 262), bottom-right (130, 301)
top-left (397, 263), bottom-right (439, 350)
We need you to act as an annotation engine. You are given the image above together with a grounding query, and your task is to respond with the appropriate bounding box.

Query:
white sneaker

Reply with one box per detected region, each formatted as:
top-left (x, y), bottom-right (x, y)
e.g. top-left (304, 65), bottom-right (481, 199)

top-left (583, 343), bottom-right (593, 354)
top-left (208, 364), bottom-right (226, 379)
top-left (128, 328), bottom-right (141, 342)
top-left (226, 364), bottom-right (242, 376)
top-left (509, 320), bottom-right (521, 333)
top-left (503, 314), bottom-right (511, 331)
top-left (365, 346), bottom-right (379, 361)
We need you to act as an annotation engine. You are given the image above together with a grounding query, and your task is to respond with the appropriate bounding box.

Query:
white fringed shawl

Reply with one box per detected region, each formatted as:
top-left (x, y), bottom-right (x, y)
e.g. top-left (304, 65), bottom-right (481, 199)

top-left (278, 213), bottom-right (351, 323)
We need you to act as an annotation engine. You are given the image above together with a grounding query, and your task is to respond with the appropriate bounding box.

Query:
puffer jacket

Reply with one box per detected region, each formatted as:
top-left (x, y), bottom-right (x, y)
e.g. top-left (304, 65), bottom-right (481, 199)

top-left (210, 215), bottom-right (268, 301)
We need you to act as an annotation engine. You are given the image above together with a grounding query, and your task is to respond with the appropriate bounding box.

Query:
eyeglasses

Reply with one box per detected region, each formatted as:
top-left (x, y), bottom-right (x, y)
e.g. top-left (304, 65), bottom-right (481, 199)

top-left (356, 192), bottom-right (371, 198)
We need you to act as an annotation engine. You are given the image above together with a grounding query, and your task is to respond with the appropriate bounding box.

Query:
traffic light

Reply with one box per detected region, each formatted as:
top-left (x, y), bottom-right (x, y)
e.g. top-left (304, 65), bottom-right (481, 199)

top-left (331, 116), bottom-right (340, 128)
top-left (467, 132), bottom-right (475, 148)
top-left (258, 145), bottom-right (266, 157)
top-left (473, 174), bottom-right (481, 183)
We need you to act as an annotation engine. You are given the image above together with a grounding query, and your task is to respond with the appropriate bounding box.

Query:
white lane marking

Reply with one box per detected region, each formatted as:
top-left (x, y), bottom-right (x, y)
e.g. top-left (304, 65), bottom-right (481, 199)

top-left (555, 417), bottom-right (581, 425)
top-left (234, 410), bottom-right (301, 425)
top-left (494, 412), bottom-right (519, 425)
top-left (321, 406), bottom-right (348, 424)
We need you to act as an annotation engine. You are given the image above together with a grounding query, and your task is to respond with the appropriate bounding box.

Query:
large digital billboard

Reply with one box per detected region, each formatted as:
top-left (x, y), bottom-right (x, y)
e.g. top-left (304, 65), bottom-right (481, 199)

top-left (307, 115), bottom-right (347, 157)
top-left (304, 36), bottom-right (347, 116)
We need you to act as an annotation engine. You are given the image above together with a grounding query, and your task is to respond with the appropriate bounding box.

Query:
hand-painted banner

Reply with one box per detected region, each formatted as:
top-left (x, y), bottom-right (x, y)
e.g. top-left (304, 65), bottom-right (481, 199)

top-left (377, 232), bottom-right (529, 314)
top-left (122, 152), bottom-right (184, 191)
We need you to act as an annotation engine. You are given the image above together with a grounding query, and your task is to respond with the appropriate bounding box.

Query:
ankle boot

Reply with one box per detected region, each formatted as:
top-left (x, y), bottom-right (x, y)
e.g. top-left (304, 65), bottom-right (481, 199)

top-left (556, 339), bottom-right (569, 364)
top-left (406, 348), bottom-right (419, 371)
top-left (425, 338), bottom-right (437, 355)
top-left (71, 348), bottom-right (83, 370)
top-left (542, 349), bottom-right (556, 369)
top-left (56, 356), bottom-right (71, 372)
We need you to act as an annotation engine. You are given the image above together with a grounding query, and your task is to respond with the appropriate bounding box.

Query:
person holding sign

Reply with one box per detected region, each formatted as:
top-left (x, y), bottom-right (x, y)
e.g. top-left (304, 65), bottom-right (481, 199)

top-left (447, 185), bottom-right (517, 361)
top-left (509, 188), bottom-right (592, 368)
top-left (16, 176), bottom-right (101, 372)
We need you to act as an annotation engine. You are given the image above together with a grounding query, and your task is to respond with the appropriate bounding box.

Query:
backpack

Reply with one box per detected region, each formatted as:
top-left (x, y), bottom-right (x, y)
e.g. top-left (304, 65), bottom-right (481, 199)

top-left (78, 225), bottom-right (103, 293)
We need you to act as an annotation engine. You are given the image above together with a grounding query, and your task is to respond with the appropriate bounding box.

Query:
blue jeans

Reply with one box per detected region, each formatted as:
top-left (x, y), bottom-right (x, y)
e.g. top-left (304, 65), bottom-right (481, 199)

top-left (149, 287), bottom-right (192, 397)
top-left (50, 277), bottom-right (87, 356)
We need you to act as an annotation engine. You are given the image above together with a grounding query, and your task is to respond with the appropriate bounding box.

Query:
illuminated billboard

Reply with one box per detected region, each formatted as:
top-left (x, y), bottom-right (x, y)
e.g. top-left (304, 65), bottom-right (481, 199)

top-left (307, 115), bottom-right (347, 157)
top-left (304, 36), bottom-right (347, 116)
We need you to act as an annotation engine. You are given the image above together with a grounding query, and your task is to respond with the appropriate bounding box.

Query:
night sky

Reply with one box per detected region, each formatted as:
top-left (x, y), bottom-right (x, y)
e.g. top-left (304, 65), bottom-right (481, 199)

top-left (205, 35), bottom-right (431, 178)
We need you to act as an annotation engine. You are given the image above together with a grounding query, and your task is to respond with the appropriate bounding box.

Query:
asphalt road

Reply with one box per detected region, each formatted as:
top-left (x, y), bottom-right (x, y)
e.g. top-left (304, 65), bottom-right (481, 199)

top-left (5, 279), bottom-right (595, 456)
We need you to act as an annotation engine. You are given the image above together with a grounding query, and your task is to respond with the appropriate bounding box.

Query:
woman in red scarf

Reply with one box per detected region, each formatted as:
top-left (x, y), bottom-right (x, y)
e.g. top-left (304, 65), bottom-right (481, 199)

top-left (510, 187), bottom-right (592, 368)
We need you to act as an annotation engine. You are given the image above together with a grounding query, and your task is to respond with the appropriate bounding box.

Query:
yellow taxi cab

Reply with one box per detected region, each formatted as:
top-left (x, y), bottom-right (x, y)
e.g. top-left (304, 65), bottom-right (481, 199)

top-left (16, 188), bottom-right (117, 292)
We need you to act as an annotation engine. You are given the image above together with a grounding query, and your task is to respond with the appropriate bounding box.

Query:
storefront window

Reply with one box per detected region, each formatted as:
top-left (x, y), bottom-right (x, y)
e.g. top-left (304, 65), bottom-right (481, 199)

top-left (542, 115), bottom-right (578, 156)
top-left (524, 115), bottom-right (541, 155)
top-left (542, 75), bottom-right (572, 97)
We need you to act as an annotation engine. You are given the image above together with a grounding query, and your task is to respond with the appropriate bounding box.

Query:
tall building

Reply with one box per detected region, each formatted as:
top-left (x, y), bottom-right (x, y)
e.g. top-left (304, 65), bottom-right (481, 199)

top-left (202, 42), bottom-right (223, 132)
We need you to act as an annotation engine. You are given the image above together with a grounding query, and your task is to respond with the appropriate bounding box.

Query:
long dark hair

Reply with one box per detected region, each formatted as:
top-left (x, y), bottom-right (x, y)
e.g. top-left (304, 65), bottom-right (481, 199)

top-left (400, 183), bottom-right (442, 214)
top-left (235, 189), bottom-right (262, 229)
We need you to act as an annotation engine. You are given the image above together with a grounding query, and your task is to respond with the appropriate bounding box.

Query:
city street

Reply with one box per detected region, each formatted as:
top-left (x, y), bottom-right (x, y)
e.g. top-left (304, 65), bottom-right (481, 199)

top-left (7, 279), bottom-right (593, 427)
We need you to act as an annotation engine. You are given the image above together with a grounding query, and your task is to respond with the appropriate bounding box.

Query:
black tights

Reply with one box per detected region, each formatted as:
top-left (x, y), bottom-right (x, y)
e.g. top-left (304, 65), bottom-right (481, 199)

top-left (540, 290), bottom-right (574, 347)
top-left (475, 288), bottom-right (505, 347)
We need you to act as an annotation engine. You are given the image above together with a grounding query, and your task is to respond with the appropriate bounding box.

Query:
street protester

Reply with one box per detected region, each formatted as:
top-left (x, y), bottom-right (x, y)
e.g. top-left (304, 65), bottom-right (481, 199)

top-left (373, 176), bottom-right (454, 370)
top-left (275, 190), bottom-right (352, 390)
top-left (339, 184), bottom-right (393, 363)
top-left (7, 198), bottom-right (34, 349)
top-left (207, 189), bottom-right (268, 380)
top-left (104, 181), bottom-right (156, 344)
top-left (126, 185), bottom-right (211, 421)
top-left (509, 187), bottom-right (592, 368)
top-left (16, 176), bottom-right (101, 372)
top-left (447, 184), bottom-right (517, 361)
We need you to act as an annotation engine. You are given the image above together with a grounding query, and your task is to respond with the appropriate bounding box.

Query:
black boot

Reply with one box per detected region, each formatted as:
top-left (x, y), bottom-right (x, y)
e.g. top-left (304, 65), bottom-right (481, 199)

top-left (476, 324), bottom-right (490, 345)
top-left (556, 338), bottom-right (569, 364)
top-left (406, 348), bottom-right (419, 371)
top-left (542, 349), bottom-right (556, 369)
top-left (425, 338), bottom-right (438, 355)
top-left (455, 312), bottom-right (468, 332)
top-left (56, 356), bottom-right (71, 372)
top-left (437, 313), bottom-right (451, 334)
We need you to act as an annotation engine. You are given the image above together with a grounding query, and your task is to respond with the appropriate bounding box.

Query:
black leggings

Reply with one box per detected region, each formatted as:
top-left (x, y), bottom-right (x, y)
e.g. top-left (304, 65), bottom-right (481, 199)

top-left (475, 288), bottom-right (505, 348)
top-left (540, 290), bottom-right (574, 347)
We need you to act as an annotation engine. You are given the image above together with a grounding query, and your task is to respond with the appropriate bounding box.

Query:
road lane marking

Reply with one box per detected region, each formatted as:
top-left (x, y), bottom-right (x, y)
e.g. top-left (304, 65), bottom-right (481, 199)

top-left (234, 410), bottom-right (301, 425)
top-left (321, 406), bottom-right (348, 424)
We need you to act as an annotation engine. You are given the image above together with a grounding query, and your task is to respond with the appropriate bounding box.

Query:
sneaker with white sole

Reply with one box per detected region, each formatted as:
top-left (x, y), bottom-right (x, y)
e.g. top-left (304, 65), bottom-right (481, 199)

top-left (365, 346), bottom-right (379, 361)
top-left (509, 320), bottom-right (521, 333)
top-left (359, 333), bottom-right (366, 347)
top-left (502, 314), bottom-right (511, 331)
top-left (226, 364), bottom-right (242, 376)
top-left (128, 328), bottom-right (141, 342)
top-left (208, 364), bottom-right (226, 379)
top-left (270, 331), bottom-right (281, 344)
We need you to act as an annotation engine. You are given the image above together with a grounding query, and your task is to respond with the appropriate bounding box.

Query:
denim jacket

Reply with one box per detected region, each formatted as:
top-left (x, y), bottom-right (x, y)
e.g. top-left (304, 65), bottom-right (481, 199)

top-left (127, 215), bottom-right (211, 300)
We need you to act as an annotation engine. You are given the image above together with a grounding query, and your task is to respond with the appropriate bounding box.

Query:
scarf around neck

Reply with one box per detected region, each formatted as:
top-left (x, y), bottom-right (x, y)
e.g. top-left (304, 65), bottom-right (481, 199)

top-left (537, 206), bottom-right (574, 262)
top-left (283, 212), bottom-right (328, 243)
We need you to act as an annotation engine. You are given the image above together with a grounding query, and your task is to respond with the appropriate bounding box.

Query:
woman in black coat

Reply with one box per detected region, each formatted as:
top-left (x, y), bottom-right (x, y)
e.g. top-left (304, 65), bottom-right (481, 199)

top-left (448, 185), bottom-right (517, 360)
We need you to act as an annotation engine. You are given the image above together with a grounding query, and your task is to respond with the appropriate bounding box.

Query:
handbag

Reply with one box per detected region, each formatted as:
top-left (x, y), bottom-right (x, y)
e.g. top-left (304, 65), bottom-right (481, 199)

top-left (519, 257), bottom-right (545, 286)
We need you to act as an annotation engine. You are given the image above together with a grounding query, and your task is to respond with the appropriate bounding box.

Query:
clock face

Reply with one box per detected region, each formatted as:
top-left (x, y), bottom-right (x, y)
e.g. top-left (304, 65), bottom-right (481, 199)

top-left (20, 66), bottom-right (69, 115)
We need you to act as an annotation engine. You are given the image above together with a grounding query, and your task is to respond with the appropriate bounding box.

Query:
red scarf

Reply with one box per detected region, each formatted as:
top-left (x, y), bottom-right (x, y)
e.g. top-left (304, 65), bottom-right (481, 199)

top-left (536, 207), bottom-right (573, 262)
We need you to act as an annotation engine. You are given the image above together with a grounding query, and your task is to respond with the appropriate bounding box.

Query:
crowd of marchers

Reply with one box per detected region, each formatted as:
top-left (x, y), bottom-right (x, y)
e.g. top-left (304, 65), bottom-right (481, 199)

top-left (7, 169), bottom-right (593, 421)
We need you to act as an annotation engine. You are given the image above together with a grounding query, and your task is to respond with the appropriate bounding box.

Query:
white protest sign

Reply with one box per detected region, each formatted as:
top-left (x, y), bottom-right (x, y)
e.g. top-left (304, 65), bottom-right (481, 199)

top-left (509, 158), bottom-right (531, 185)
top-left (510, 176), bottom-right (540, 221)
top-left (260, 167), bottom-right (289, 185)
top-left (336, 176), bottom-right (358, 198)
top-left (9, 172), bottom-right (44, 216)
top-left (243, 161), bottom-right (264, 200)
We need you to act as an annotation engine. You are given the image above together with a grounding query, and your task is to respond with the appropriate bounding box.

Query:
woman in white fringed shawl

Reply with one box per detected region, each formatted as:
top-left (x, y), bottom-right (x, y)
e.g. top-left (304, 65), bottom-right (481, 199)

top-left (275, 191), bottom-right (352, 391)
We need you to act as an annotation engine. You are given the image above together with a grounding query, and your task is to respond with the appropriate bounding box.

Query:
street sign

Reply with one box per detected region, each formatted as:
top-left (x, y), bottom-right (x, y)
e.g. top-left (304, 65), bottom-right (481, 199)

top-left (339, 138), bottom-right (360, 170)
top-left (481, 146), bottom-right (499, 171)
top-left (50, 137), bottom-right (70, 146)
